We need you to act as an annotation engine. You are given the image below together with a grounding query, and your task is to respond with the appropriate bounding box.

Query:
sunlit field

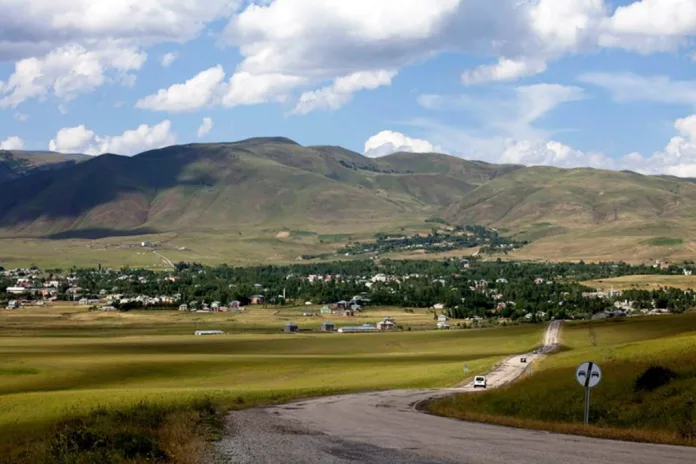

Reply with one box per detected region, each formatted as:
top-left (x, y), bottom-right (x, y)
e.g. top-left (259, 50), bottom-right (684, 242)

top-left (0, 304), bottom-right (542, 463)
top-left (428, 313), bottom-right (696, 446)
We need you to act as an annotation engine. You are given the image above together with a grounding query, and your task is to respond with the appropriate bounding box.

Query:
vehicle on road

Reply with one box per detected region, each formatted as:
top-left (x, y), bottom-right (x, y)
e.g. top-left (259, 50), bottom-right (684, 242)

top-left (473, 376), bottom-right (487, 388)
top-left (520, 357), bottom-right (527, 363)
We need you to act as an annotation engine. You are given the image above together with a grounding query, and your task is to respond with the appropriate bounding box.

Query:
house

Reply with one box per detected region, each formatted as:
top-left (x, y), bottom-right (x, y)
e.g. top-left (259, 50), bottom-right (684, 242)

top-left (229, 300), bottom-right (241, 310)
top-left (336, 300), bottom-right (348, 310)
top-left (284, 321), bottom-right (299, 333)
top-left (320, 305), bottom-right (332, 314)
top-left (534, 278), bottom-right (545, 285)
top-left (321, 321), bottom-right (336, 332)
top-left (342, 309), bottom-right (355, 317)
top-left (338, 323), bottom-right (378, 333)
top-left (6, 300), bottom-right (20, 309)
top-left (101, 306), bottom-right (117, 312)
top-left (496, 278), bottom-right (508, 284)
top-left (376, 319), bottom-right (396, 331)
top-left (437, 314), bottom-right (448, 323)
top-left (685, 269), bottom-right (693, 276)
top-left (437, 321), bottom-right (450, 329)
top-left (250, 295), bottom-right (265, 305)
top-left (433, 303), bottom-right (445, 310)
top-left (194, 330), bottom-right (225, 336)
top-left (5, 286), bottom-right (27, 295)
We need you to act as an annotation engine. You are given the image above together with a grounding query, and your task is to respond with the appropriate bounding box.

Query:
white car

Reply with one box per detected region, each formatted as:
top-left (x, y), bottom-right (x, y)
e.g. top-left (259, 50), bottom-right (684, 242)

top-left (473, 376), bottom-right (487, 388)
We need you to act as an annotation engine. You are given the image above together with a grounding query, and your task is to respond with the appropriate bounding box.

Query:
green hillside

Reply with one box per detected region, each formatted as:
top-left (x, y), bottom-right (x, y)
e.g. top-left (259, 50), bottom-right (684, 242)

top-left (0, 150), bottom-right (89, 183)
top-left (1, 138), bottom-right (696, 265)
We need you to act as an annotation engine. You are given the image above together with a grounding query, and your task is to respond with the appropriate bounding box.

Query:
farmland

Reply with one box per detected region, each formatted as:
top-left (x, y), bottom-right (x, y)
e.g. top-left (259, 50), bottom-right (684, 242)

top-left (0, 305), bottom-right (542, 463)
top-left (427, 313), bottom-right (696, 446)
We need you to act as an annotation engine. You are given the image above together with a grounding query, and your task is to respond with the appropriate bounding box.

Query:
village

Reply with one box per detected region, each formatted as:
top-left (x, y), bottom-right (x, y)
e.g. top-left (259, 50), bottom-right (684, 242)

top-left (1, 258), bottom-right (692, 331)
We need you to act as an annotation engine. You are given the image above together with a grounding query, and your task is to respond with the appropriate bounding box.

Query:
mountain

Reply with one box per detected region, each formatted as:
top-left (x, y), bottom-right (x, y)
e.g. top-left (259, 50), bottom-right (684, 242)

top-left (0, 150), bottom-right (90, 183)
top-left (0, 138), bottom-right (694, 263)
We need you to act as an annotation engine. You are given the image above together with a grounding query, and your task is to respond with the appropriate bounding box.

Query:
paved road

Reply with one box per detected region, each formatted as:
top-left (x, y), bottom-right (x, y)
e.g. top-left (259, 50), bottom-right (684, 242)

top-left (214, 321), bottom-right (696, 463)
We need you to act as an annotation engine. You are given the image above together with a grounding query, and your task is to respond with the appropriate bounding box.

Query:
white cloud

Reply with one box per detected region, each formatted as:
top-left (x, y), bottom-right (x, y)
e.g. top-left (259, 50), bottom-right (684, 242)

top-left (462, 58), bottom-right (547, 85)
top-left (500, 139), bottom-right (613, 169)
top-left (197, 117), bottom-right (213, 138)
top-left (161, 52), bottom-right (179, 68)
top-left (221, 71), bottom-right (305, 107)
top-left (418, 83), bottom-right (585, 142)
top-left (292, 69), bottom-right (396, 115)
top-left (0, 1), bottom-right (237, 61)
top-left (579, 72), bottom-right (696, 106)
top-left (0, 43), bottom-right (146, 108)
top-left (364, 130), bottom-right (442, 158)
top-left (136, 65), bottom-right (226, 112)
top-left (0, 136), bottom-right (24, 150)
top-left (608, 0), bottom-right (696, 37)
top-left (48, 120), bottom-right (175, 156)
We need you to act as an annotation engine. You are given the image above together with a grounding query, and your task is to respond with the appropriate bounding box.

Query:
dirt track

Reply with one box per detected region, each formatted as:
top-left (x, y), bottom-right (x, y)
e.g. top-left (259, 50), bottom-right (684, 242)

top-left (213, 321), bottom-right (696, 463)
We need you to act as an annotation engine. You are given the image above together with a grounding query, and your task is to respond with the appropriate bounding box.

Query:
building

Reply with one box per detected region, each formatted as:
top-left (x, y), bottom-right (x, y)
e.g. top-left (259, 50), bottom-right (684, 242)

top-left (437, 321), bottom-right (450, 329)
top-left (321, 321), bottom-right (336, 332)
top-left (179, 304), bottom-right (188, 311)
top-left (376, 319), bottom-right (396, 331)
top-left (437, 314), bottom-right (448, 323)
top-left (6, 300), bottom-right (20, 309)
top-left (229, 300), bottom-right (241, 310)
top-left (320, 305), bottom-right (332, 314)
top-left (284, 321), bottom-right (299, 333)
top-left (194, 330), bottom-right (225, 336)
top-left (5, 286), bottom-right (27, 295)
top-left (250, 295), bottom-right (265, 305)
top-left (433, 303), bottom-right (445, 310)
top-left (338, 323), bottom-right (378, 333)
top-left (342, 309), bottom-right (355, 317)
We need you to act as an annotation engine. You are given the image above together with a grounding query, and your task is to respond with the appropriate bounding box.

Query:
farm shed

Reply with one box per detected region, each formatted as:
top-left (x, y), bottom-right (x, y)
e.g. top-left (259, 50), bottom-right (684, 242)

top-left (194, 330), bottom-right (225, 336)
top-left (321, 321), bottom-right (336, 332)
top-left (284, 322), bottom-right (299, 333)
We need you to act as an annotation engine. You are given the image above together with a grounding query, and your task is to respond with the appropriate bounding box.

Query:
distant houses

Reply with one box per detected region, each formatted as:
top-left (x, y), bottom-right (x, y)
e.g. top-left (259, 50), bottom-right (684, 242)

top-left (321, 321), bottom-right (336, 332)
top-left (284, 321), bottom-right (299, 333)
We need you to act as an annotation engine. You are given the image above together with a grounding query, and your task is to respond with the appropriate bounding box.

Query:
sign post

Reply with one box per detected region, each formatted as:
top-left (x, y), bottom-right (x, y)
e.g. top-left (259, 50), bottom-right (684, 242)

top-left (576, 361), bottom-right (602, 425)
top-left (463, 363), bottom-right (469, 375)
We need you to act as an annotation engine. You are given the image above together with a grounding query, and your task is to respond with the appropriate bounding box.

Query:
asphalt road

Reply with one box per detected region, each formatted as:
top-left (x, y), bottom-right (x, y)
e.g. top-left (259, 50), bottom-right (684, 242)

top-left (214, 321), bottom-right (696, 463)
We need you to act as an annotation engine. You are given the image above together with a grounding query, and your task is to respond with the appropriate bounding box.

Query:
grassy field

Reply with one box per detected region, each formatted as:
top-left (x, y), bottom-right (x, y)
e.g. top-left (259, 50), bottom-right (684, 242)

top-left (582, 274), bottom-right (696, 291)
top-left (0, 306), bottom-right (543, 463)
top-left (0, 303), bottom-right (474, 337)
top-left (427, 313), bottom-right (696, 446)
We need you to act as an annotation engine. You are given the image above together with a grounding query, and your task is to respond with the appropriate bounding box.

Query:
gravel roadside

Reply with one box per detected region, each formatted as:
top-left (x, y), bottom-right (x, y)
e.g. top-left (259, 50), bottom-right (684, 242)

top-left (209, 407), bottom-right (450, 464)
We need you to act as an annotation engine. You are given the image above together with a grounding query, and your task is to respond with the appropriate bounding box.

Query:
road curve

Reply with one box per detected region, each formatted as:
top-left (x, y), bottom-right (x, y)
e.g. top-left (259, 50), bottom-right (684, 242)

top-left (213, 321), bottom-right (696, 464)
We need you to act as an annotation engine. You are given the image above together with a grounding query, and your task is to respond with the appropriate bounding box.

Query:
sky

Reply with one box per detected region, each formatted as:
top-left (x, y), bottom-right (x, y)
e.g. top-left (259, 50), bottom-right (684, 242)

top-left (1, 0), bottom-right (696, 176)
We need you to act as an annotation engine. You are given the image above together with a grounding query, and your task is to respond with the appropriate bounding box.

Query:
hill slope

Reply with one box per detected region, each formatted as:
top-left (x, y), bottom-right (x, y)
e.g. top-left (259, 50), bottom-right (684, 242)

top-left (0, 150), bottom-right (89, 182)
top-left (1, 138), bottom-right (696, 263)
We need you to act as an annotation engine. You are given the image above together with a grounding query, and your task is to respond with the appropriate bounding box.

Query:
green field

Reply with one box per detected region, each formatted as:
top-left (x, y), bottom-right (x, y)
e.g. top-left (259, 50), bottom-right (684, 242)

top-left (428, 313), bottom-right (696, 446)
top-left (582, 274), bottom-right (696, 291)
top-left (0, 306), bottom-right (543, 463)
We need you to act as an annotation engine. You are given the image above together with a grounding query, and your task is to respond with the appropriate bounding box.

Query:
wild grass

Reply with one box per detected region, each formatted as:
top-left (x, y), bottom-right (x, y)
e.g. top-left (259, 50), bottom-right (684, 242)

top-left (582, 274), bottom-right (696, 291)
top-left (427, 313), bottom-right (696, 446)
top-left (0, 315), bottom-right (543, 463)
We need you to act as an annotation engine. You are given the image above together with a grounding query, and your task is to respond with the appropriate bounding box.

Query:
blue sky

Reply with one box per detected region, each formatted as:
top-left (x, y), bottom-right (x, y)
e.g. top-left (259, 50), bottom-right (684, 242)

top-left (1, 0), bottom-right (695, 176)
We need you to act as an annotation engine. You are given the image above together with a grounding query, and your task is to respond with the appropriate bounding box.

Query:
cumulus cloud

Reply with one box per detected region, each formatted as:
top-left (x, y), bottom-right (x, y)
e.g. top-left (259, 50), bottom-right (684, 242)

top-left (292, 70), bottom-right (396, 115)
top-left (0, 136), bottom-right (24, 150)
top-left (49, 120), bottom-right (175, 156)
top-left (462, 58), bottom-right (548, 85)
top-left (0, 43), bottom-right (146, 108)
top-left (364, 130), bottom-right (442, 158)
top-left (222, 71), bottom-right (305, 107)
top-left (136, 65), bottom-right (225, 112)
top-left (161, 52), bottom-right (179, 68)
top-left (197, 117), bottom-right (213, 138)
top-left (0, 0), bottom-right (236, 61)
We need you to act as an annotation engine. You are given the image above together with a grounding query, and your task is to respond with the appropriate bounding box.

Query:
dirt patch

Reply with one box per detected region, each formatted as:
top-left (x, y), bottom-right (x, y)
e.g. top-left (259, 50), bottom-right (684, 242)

top-left (275, 231), bottom-right (290, 239)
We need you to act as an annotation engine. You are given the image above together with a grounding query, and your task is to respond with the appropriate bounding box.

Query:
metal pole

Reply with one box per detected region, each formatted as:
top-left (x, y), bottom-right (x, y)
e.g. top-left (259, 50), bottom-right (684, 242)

top-left (584, 386), bottom-right (590, 425)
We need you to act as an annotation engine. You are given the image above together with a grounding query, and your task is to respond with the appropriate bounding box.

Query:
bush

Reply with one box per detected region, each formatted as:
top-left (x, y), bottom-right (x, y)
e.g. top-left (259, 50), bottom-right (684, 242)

top-left (635, 366), bottom-right (678, 392)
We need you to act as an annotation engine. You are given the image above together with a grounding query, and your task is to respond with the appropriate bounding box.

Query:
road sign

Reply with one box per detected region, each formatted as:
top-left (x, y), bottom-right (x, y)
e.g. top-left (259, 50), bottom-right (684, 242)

top-left (576, 361), bottom-right (602, 388)
top-left (576, 361), bottom-right (602, 425)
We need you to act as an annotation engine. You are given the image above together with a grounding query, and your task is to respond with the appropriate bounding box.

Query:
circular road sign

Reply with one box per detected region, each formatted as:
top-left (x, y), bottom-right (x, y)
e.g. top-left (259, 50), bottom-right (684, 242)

top-left (576, 361), bottom-right (602, 388)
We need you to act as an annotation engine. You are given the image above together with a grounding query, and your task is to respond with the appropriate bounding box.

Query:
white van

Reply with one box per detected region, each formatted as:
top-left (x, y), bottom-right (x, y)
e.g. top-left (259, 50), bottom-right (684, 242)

top-left (473, 376), bottom-right (487, 388)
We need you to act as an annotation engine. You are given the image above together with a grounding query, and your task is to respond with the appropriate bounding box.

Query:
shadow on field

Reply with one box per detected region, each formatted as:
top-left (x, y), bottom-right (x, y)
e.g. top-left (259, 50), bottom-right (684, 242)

top-left (44, 227), bottom-right (159, 240)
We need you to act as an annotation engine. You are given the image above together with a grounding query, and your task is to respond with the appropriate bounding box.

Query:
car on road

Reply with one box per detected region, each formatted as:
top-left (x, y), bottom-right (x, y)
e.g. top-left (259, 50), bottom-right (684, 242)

top-left (520, 357), bottom-right (527, 363)
top-left (473, 376), bottom-right (487, 388)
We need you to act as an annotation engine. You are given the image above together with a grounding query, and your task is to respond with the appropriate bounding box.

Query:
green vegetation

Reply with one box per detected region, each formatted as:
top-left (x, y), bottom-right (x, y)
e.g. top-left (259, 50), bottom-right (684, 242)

top-left (4, 139), bottom-right (696, 266)
top-left (0, 312), bottom-right (543, 463)
top-left (427, 313), bottom-right (696, 446)
top-left (645, 237), bottom-right (684, 247)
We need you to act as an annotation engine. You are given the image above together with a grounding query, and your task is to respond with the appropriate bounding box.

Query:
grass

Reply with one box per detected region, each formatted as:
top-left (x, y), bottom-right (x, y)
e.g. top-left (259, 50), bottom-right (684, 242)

top-left (427, 313), bottom-right (696, 446)
top-left (645, 237), bottom-right (684, 247)
top-left (0, 307), bottom-right (543, 462)
top-left (582, 274), bottom-right (696, 291)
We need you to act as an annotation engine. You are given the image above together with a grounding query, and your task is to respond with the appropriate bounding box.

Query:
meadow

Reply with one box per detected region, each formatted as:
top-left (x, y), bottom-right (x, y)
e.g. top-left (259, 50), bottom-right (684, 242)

top-left (582, 274), bottom-right (696, 291)
top-left (0, 305), bottom-right (542, 463)
top-left (427, 313), bottom-right (696, 446)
